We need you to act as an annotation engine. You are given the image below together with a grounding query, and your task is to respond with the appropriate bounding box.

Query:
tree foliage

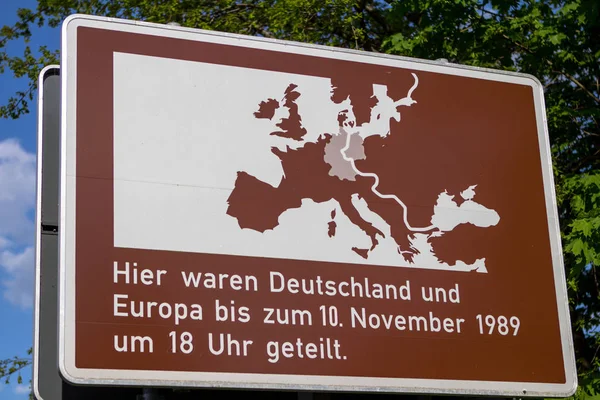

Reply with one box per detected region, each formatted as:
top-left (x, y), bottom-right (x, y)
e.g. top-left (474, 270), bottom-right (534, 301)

top-left (0, 347), bottom-right (31, 384)
top-left (1, 0), bottom-right (599, 398)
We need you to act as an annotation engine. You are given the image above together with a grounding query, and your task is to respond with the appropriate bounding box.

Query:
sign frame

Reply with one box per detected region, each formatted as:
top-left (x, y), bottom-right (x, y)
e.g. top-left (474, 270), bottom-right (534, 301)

top-left (58, 13), bottom-right (577, 397)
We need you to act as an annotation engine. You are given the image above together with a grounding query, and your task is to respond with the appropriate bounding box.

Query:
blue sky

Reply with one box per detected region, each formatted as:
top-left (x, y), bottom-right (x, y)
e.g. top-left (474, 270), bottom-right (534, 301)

top-left (0, 1), bottom-right (60, 398)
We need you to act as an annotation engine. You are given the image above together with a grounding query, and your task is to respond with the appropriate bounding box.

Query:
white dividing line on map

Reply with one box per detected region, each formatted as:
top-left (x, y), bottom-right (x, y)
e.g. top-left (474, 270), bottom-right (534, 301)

top-left (340, 73), bottom-right (437, 233)
top-left (340, 138), bottom-right (436, 232)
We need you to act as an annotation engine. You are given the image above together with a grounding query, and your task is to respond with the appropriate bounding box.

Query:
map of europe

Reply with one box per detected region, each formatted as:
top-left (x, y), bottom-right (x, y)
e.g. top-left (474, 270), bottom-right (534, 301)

top-left (225, 73), bottom-right (501, 273)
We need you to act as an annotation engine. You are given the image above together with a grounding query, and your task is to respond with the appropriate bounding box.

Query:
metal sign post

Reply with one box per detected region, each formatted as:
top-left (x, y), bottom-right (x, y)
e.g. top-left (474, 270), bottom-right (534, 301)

top-left (58, 13), bottom-right (576, 397)
top-left (33, 65), bottom-right (62, 400)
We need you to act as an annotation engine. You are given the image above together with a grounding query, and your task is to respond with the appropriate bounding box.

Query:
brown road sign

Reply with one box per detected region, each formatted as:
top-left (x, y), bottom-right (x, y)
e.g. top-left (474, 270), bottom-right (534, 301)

top-left (59, 14), bottom-right (576, 397)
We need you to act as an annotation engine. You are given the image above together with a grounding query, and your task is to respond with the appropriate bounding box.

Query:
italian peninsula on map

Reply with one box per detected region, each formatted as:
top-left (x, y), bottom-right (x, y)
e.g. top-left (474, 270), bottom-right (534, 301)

top-left (225, 72), bottom-right (500, 273)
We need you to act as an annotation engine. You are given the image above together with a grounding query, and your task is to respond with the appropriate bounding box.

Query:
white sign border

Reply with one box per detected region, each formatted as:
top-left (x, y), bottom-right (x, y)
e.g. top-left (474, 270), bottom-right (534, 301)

top-left (59, 13), bottom-right (577, 397)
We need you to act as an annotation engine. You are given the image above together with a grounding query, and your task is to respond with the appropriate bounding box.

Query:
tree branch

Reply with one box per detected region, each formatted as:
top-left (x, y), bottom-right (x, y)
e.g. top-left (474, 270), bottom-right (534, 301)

top-left (0, 81), bottom-right (35, 119)
top-left (553, 70), bottom-right (600, 105)
top-left (0, 356), bottom-right (31, 384)
top-left (499, 33), bottom-right (600, 104)
top-left (364, 2), bottom-right (390, 37)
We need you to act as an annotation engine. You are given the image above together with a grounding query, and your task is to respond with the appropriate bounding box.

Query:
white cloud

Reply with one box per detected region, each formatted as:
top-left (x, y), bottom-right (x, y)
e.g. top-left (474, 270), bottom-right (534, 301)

top-left (1, 246), bottom-right (34, 308)
top-left (0, 138), bottom-right (36, 309)
top-left (0, 139), bottom-right (36, 243)
top-left (13, 384), bottom-right (31, 395)
top-left (0, 236), bottom-right (12, 249)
